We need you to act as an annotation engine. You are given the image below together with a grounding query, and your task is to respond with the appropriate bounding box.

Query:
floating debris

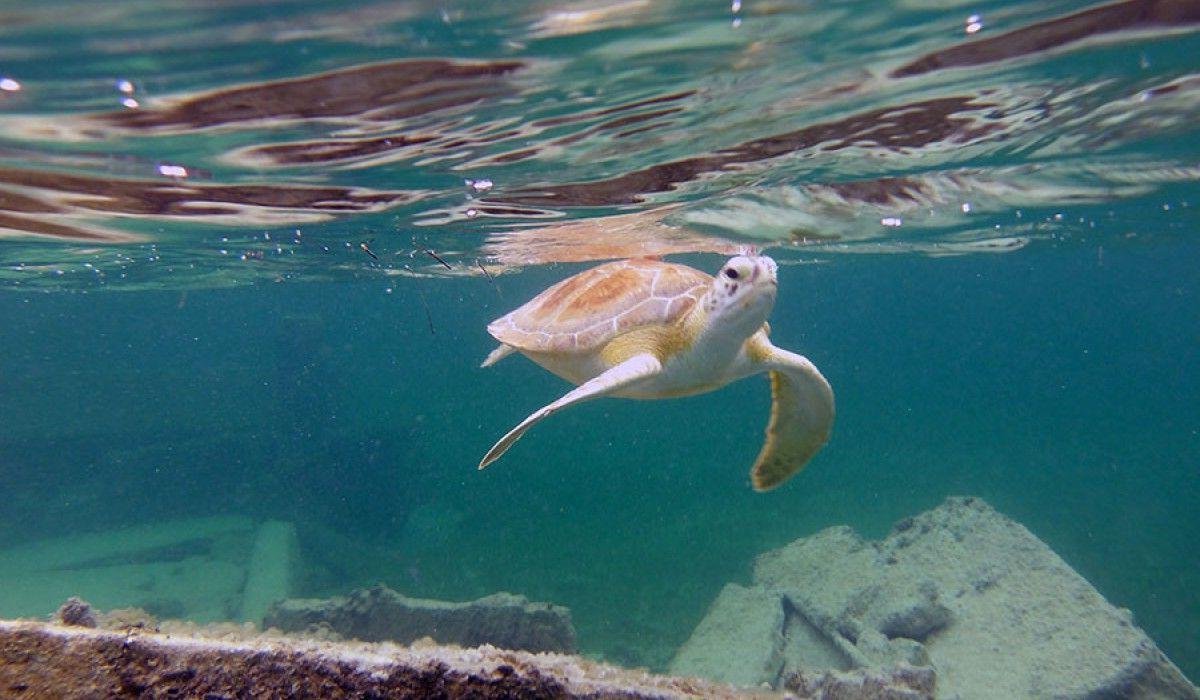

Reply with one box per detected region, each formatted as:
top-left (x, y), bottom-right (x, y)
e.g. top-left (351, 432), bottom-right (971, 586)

top-left (423, 248), bottom-right (452, 270)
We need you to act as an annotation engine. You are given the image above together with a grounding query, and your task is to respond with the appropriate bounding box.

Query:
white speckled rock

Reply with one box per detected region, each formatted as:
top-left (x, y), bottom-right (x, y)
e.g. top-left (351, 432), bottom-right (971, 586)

top-left (669, 583), bottom-right (785, 688)
top-left (759, 497), bottom-right (1199, 699)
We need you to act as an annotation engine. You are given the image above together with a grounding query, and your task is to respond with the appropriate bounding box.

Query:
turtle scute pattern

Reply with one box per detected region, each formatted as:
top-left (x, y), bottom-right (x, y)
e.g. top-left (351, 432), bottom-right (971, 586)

top-left (488, 258), bottom-right (711, 354)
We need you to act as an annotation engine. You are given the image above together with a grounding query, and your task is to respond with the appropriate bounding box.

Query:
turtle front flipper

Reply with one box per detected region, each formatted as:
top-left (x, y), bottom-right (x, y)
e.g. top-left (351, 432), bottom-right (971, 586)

top-left (479, 353), bottom-right (663, 470)
top-left (750, 346), bottom-right (834, 491)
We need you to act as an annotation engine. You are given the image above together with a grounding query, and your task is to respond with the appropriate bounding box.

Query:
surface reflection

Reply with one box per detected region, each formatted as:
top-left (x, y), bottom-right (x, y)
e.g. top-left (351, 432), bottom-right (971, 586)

top-left (892, 0), bottom-right (1200, 78)
top-left (0, 0), bottom-right (1195, 285)
top-left (0, 166), bottom-right (420, 242)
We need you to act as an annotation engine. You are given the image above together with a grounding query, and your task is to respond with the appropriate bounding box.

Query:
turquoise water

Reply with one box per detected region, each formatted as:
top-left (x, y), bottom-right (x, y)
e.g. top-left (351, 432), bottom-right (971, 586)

top-left (0, 0), bottom-right (1197, 679)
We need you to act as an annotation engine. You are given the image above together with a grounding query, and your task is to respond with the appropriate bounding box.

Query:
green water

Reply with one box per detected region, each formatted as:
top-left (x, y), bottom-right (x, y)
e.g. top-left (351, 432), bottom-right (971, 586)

top-left (0, 0), bottom-right (1197, 681)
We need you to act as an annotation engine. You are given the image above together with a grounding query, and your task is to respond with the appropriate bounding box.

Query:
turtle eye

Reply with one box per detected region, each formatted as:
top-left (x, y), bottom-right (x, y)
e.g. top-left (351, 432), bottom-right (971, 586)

top-left (724, 268), bottom-right (739, 279)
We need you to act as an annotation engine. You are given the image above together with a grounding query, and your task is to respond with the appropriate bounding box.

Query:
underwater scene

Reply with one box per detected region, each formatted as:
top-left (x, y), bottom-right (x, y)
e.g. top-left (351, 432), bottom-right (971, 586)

top-left (0, 0), bottom-right (1198, 695)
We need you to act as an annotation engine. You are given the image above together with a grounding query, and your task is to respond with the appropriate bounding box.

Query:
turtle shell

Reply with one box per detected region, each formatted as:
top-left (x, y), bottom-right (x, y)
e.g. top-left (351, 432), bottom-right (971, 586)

top-left (488, 257), bottom-right (711, 354)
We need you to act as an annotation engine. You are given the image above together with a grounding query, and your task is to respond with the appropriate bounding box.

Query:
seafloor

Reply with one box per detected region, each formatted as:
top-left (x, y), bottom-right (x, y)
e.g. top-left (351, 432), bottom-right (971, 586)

top-left (1, 497), bottom-right (1195, 699)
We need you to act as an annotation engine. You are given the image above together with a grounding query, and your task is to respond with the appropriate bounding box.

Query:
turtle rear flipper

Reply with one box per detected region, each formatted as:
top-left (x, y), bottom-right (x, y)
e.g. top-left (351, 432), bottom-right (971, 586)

top-left (481, 344), bottom-right (516, 368)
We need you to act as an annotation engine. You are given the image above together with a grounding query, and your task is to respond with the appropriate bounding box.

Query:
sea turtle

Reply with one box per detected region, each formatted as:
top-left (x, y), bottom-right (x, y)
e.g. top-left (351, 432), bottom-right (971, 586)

top-left (478, 255), bottom-right (834, 491)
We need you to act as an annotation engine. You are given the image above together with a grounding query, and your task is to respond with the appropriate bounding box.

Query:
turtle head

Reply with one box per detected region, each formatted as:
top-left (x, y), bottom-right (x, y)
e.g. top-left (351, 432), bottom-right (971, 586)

top-left (707, 255), bottom-right (778, 336)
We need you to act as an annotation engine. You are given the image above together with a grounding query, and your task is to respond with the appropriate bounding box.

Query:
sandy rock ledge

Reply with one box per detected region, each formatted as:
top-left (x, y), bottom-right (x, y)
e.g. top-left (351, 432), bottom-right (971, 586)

top-left (0, 615), bottom-right (951, 699)
top-left (0, 619), bottom-right (753, 699)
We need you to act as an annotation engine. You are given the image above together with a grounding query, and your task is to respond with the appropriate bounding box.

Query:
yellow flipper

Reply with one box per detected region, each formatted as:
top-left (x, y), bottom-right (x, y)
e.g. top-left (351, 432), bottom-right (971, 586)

top-left (750, 348), bottom-right (835, 491)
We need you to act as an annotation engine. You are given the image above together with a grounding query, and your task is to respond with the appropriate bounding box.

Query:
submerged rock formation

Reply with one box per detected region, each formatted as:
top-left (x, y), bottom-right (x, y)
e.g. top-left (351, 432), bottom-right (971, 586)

top-left (671, 497), bottom-right (1199, 699)
top-left (0, 618), bottom-right (750, 699)
top-left (1, 605), bottom-right (949, 700)
top-left (264, 584), bottom-right (578, 654)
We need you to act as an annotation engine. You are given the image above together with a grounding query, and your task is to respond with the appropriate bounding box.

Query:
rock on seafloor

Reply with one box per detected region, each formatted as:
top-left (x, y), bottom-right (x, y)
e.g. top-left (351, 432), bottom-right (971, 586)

top-left (670, 496), bottom-right (1199, 699)
top-left (238, 520), bottom-right (299, 624)
top-left (264, 583), bottom-right (578, 654)
top-left (0, 618), bottom-right (761, 700)
top-left (1, 602), bottom-right (946, 700)
top-left (670, 584), bottom-right (786, 687)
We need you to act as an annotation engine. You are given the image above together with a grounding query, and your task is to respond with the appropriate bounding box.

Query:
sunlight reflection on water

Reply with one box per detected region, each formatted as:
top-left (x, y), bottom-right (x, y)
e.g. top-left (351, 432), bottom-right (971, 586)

top-left (0, 0), bottom-right (1196, 289)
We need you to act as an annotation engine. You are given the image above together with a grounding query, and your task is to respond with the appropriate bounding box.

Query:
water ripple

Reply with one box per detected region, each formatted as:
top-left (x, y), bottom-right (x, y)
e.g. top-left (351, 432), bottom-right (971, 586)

top-left (0, 0), bottom-right (1196, 289)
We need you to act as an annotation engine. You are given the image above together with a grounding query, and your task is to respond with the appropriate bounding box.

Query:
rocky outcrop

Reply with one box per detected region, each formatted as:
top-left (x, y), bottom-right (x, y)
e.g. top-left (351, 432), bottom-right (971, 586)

top-left (671, 497), bottom-right (1199, 699)
top-left (784, 664), bottom-right (936, 700)
top-left (0, 618), bottom-right (757, 700)
top-left (1, 606), bottom-right (947, 700)
top-left (670, 584), bottom-right (786, 687)
top-left (264, 584), bottom-right (577, 654)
